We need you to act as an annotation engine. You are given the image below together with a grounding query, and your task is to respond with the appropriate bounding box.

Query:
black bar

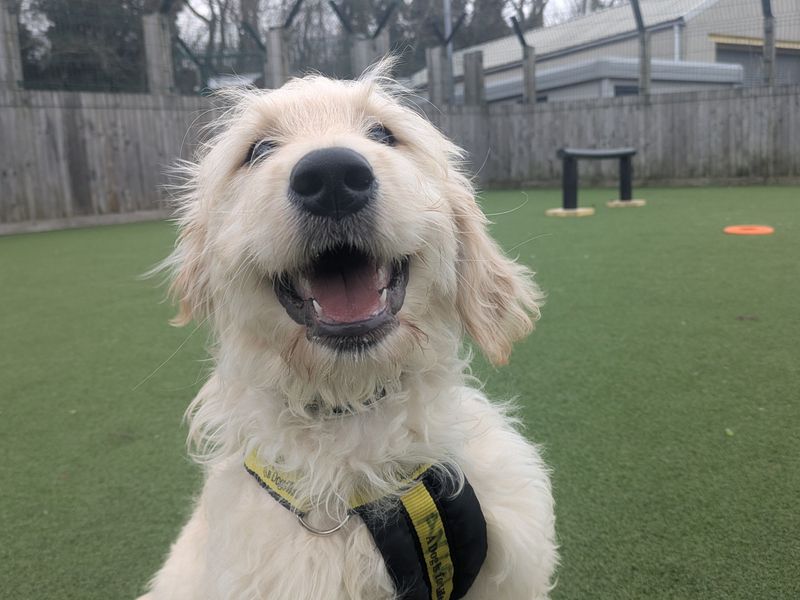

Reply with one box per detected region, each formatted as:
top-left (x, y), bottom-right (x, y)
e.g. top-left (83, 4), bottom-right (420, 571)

top-left (630, 0), bottom-right (645, 33)
top-left (620, 156), bottom-right (633, 201)
top-left (284, 0), bottom-right (305, 29)
top-left (510, 16), bottom-right (528, 49)
top-left (372, 1), bottom-right (398, 39)
top-left (760, 0), bottom-right (773, 18)
top-left (562, 157), bottom-right (578, 210)
top-left (328, 1), bottom-right (353, 34)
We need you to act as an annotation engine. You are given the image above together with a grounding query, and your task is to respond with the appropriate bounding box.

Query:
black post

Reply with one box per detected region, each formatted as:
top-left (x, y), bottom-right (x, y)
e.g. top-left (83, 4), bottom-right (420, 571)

top-left (619, 156), bottom-right (633, 201)
top-left (563, 157), bottom-right (578, 210)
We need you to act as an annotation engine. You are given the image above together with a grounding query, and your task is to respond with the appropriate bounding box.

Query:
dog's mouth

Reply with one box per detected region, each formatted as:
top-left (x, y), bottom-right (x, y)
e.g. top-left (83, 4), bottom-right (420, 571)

top-left (274, 245), bottom-right (410, 350)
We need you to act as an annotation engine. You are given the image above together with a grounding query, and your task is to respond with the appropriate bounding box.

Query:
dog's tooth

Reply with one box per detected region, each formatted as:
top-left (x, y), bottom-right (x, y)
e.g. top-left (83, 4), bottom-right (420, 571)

top-left (312, 299), bottom-right (322, 316)
top-left (379, 288), bottom-right (388, 305)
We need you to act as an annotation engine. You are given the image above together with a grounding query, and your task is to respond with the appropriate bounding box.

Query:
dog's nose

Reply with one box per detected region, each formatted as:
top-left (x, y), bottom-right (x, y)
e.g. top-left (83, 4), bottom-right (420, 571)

top-left (289, 147), bottom-right (375, 219)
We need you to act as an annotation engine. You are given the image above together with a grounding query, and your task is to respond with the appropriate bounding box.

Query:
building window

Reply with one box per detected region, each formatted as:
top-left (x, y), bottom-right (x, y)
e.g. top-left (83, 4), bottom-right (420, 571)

top-left (614, 85), bottom-right (639, 97)
top-left (536, 94), bottom-right (548, 103)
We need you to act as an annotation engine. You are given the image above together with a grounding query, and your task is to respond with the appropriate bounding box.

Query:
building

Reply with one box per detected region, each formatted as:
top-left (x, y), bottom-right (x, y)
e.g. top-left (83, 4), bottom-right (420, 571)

top-left (410, 0), bottom-right (800, 103)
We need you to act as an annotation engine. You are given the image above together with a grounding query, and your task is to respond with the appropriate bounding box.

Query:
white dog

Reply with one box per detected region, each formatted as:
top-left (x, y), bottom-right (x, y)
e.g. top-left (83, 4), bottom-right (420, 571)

top-left (140, 65), bottom-right (556, 600)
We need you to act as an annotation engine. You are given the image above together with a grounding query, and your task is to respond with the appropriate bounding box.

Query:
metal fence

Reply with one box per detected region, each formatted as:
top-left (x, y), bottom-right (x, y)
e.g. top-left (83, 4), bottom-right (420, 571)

top-left (4, 1), bottom-right (798, 102)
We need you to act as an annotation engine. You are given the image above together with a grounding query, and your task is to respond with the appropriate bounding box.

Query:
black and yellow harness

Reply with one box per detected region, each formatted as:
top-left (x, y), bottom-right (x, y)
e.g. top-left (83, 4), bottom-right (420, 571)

top-left (245, 451), bottom-right (487, 600)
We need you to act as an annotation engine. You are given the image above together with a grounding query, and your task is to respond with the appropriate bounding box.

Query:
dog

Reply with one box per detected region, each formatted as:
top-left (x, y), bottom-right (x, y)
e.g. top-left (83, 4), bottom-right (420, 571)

top-left (140, 64), bottom-right (556, 600)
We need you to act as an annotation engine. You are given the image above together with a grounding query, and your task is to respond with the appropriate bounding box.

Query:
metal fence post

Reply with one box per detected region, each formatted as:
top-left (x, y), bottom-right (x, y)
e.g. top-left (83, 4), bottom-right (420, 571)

top-left (0, 1), bottom-right (23, 91)
top-left (142, 12), bottom-right (175, 94)
top-left (463, 50), bottom-right (484, 107)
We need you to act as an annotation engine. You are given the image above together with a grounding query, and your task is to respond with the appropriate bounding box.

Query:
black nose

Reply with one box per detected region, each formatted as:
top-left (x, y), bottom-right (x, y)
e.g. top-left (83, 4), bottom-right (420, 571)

top-left (289, 147), bottom-right (375, 219)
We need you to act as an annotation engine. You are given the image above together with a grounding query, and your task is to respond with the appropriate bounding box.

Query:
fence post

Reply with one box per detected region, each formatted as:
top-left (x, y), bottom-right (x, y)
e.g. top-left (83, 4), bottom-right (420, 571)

top-left (142, 12), bottom-right (175, 94)
top-left (639, 31), bottom-right (651, 97)
top-left (426, 46), bottom-right (447, 108)
top-left (630, 0), bottom-right (650, 97)
top-left (265, 27), bottom-right (289, 89)
top-left (522, 48), bottom-right (536, 104)
top-left (351, 30), bottom-right (390, 77)
top-left (463, 50), bottom-right (484, 106)
top-left (373, 27), bottom-right (390, 57)
top-left (761, 0), bottom-right (776, 87)
top-left (0, 1), bottom-right (23, 91)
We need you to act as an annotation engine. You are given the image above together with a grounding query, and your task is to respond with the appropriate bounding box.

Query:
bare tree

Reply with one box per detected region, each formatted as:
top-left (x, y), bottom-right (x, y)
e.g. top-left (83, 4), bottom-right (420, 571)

top-left (505, 0), bottom-right (549, 29)
top-left (183, 0), bottom-right (239, 70)
top-left (562, 0), bottom-right (627, 19)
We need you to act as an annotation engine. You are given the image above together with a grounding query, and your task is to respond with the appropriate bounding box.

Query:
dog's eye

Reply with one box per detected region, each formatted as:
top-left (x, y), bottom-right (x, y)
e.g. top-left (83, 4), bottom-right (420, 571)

top-left (367, 124), bottom-right (396, 147)
top-left (245, 139), bottom-right (278, 164)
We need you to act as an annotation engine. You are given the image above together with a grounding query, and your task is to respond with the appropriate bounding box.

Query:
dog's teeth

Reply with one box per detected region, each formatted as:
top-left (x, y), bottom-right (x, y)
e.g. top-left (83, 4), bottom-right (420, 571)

top-left (312, 299), bottom-right (322, 316)
top-left (379, 288), bottom-right (388, 305)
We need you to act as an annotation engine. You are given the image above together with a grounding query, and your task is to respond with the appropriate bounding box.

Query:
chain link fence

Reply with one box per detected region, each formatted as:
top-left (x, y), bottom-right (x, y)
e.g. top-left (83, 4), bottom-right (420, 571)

top-left (4, 1), bottom-right (800, 100)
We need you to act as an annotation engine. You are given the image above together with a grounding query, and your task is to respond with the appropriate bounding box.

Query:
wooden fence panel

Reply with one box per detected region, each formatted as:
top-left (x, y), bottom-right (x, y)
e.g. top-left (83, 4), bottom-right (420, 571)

top-left (1, 85), bottom-right (798, 230)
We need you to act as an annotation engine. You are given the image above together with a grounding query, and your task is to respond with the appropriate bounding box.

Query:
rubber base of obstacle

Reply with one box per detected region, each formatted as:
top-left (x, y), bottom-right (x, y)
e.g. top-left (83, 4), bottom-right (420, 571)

top-left (545, 207), bottom-right (595, 217)
top-left (606, 199), bottom-right (647, 208)
top-left (723, 225), bottom-right (774, 235)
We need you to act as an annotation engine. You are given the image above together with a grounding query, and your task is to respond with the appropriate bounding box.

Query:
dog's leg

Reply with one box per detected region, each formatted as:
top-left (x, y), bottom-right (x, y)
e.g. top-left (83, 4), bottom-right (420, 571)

top-left (141, 498), bottom-right (209, 600)
top-left (457, 391), bottom-right (558, 600)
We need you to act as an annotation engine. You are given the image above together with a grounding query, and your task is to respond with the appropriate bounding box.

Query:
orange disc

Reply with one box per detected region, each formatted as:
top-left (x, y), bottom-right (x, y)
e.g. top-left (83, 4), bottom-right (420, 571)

top-left (724, 225), bottom-right (774, 236)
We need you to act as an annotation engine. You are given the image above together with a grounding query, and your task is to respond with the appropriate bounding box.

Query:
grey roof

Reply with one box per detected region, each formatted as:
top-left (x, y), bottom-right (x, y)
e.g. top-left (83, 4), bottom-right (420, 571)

top-left (478, 58), bottom-right (743, 103)
top-left (411, 0), bottom-right (722, 87)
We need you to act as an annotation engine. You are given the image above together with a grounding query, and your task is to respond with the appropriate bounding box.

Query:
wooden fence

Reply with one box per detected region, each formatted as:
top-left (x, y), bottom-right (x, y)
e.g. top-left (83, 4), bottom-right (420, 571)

top-left (0, 90), bottom-right (215, 231)
top-left (1, 85), bottom-right (799, 231)
top-left (431, 84), bottom-right (800, 188)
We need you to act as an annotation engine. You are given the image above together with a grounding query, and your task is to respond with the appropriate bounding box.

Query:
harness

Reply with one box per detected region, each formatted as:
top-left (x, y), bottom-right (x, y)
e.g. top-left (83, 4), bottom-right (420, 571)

top-left (245, 451), bottom-right (487, 600)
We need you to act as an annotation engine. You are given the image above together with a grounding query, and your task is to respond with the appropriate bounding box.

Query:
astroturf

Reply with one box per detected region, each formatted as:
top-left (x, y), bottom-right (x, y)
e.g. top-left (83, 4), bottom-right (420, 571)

top-left (1, 186), bottom-right (798, 599)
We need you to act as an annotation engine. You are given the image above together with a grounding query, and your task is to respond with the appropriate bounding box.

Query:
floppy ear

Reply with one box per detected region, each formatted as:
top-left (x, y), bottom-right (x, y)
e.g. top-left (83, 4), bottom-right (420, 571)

top-left (166, 208), bottom-right (212, 327)
top-left (452, 186), bottom-right (542, 365)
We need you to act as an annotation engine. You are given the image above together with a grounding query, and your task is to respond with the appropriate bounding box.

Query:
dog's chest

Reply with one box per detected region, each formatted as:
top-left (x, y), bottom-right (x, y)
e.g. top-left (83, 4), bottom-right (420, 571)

top-left (202, 466), bottom-right (396, 599)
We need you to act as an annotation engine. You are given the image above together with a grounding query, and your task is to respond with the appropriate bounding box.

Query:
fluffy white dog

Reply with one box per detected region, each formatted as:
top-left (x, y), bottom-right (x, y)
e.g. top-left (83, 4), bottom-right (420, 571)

top-left (140, 66), bottom-right (556, 600)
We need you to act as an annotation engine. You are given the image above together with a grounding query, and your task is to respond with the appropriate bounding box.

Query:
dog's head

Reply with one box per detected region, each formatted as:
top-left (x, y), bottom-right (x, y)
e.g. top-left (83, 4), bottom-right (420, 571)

top-left (165, 67), bottom-right (541, 409)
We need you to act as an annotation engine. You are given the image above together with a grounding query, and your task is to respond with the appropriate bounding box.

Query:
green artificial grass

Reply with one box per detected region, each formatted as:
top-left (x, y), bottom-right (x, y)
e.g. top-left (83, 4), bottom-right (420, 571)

top-left (1, 186), bottom-right (798, 599)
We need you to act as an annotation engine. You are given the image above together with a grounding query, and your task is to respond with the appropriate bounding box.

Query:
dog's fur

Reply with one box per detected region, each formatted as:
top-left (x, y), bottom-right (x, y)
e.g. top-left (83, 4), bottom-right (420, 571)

top-left (140, 66), bottom-right (557, 600)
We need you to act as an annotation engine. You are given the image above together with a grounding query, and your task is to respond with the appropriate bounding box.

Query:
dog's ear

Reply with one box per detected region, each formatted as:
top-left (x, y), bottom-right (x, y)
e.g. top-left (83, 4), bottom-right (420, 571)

top-left (167, 210), bottom-right (212, 327)
top-left (452, 186), bottom-right (542, 365)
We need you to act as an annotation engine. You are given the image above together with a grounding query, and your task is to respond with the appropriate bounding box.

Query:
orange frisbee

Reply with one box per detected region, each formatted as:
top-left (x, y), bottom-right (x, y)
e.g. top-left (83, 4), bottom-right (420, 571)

top-left (724, 225), bottom-right (774, 236)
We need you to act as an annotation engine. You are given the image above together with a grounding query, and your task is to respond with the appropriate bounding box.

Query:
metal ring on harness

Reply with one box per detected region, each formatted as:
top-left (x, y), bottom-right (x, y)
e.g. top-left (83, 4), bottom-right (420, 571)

top-left (296, 512), bottom-right (351, 536)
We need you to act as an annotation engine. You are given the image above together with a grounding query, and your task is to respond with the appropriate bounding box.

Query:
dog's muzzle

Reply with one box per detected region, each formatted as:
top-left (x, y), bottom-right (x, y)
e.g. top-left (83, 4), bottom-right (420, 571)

top-left (276, 147), bottom-right (409, 352)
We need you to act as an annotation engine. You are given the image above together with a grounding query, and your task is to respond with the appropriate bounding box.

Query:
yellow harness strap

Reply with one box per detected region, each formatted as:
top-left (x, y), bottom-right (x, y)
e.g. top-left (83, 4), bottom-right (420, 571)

top-left (244, 450), bottom-right (487, 600)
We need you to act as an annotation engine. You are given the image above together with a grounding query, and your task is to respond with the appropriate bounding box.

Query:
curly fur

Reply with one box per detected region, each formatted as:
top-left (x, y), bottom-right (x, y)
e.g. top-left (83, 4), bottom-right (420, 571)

top-left (139, 63), bottom-right (556, 600)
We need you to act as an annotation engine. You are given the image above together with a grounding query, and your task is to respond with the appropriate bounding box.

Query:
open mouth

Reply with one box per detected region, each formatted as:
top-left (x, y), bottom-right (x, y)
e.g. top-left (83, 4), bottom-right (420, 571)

top-left (274, 245), bottom-right (410, 350)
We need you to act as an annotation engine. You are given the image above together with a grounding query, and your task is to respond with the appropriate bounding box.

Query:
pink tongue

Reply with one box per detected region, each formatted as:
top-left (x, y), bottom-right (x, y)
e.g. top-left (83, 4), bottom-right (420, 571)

top-left (309, 263), bottom-right (381, 323)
